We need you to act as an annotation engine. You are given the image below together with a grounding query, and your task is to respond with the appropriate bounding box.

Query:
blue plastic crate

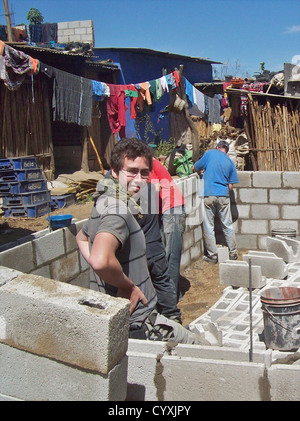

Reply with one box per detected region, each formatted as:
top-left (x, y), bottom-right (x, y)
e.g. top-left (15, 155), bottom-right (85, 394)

top-left (2, 190), bottom-right (50, 207)
top-left (0, 157), bottom-right (38, 170)
top-left (0, 179), bottom-right (48, 196)
top-left (50, 194), bottom-right (77, 209)
top-left (0, 168), bottom-right (42, 182)
top-left (2, 201), bottom-right (50, 217)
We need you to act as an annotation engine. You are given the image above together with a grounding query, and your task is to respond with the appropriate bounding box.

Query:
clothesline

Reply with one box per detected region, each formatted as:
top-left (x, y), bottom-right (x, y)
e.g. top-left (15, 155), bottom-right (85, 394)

top-left (0, 40), bottom-right (222, 135)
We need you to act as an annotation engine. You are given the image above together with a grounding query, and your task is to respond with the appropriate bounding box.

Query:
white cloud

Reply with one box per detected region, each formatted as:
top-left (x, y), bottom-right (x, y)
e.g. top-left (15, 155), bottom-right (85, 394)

top-left (285, 25), bottom-right (300, 33)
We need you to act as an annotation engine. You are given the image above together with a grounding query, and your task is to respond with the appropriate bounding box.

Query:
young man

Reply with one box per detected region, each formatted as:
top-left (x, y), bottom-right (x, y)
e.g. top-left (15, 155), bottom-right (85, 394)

top-left (192, 140), bottom-right (239, 263)
top-left (76, 138), bottom-right (208, 344)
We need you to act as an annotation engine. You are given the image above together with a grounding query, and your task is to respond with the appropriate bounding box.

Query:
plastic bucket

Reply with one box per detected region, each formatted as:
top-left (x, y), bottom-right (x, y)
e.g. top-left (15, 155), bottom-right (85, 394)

top-left (46, 214), bottom-right (73, 230)
top-left (260, 287), bottom-right (300, 351)
top-left (271, 228), bottom-right (296, 238)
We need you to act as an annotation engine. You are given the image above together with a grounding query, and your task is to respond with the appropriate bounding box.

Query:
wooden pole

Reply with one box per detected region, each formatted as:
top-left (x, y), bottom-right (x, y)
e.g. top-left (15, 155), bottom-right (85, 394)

top-left (178, 64), bottom-right (200, 163)
top-left (87, 128), bottom-right (105, 175)
top-left (3, 0), bottom-right (13, 42)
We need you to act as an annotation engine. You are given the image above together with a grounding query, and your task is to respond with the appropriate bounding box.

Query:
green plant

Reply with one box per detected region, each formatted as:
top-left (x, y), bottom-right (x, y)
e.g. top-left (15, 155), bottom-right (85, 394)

top-left (27, 8), bottom-right (44, 24)
top-left (154, 138), bottom-right (177, 158)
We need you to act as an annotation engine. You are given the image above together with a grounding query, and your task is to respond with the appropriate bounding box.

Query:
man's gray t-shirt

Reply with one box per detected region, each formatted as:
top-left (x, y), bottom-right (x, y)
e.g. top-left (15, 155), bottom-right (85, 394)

top-left (82, 194), bottom-right (157, 326)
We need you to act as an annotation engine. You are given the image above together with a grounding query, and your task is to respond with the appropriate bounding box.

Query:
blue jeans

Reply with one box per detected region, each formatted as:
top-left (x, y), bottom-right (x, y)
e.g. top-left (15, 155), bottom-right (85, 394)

top-left (161, 206), bottom-right (186, 301)
top-left (147, 251), bottom-right (181, 321)
top-left (203, 196), bottom-right (237, 259)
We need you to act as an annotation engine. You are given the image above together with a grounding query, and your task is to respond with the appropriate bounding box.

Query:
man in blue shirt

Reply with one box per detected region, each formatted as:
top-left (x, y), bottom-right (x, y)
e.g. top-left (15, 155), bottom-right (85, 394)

top-left (193, 140), bottom-right (239, 263)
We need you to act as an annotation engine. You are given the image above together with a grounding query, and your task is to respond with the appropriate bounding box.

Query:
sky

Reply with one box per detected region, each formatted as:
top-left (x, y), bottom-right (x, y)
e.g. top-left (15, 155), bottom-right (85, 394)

top-left (1, 0), bottom-right (299, 78)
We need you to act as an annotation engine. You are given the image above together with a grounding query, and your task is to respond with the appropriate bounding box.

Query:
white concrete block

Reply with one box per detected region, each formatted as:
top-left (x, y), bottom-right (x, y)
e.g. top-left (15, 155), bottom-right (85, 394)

top-left (33, 229), bottom-right (65, 266)
top-left (268, 364), bottom-right (300, 401)
top-left (219, 260), bottom-right (266, 288)
top-left (243, 251), bottom-right (288, 279)
top-left (0, 242), bottom-right (35, 273)
top-left (266, 236), bottom-right (299, 263)
top-left (161, 356), bottom-right (267, 401)
top-left (270, 189), bottom-right (299, 204)
top-left (0, 343), bottom-right (127, 401)
top-left (0, 274), bottom-right (129, 375)
top-left (217, 246), bottom-right (229, 263)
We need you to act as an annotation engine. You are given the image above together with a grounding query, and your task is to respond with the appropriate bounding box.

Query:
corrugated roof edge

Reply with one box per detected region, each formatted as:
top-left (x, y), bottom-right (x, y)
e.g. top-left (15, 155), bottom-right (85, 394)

top-left (94, 47), bottom-right (222, 65)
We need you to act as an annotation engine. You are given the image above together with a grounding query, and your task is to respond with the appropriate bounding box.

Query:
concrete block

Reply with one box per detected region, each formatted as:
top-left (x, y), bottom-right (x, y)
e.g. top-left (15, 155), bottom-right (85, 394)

top-left (253, 171), bottom-right (281, 188)
top-left (217, 246), bottom-right (229, 263)
top-left (251, 204), bottom-right (279, 219)
top-left (270, 189), bottom-right (298, 204)
top-left (189, 321), bottom-right (223, 346)
top-left (0, 266), bottom-right (22, 286)
top-left (243, 251), bottom-right (288, 279)
top-left (0, 242), bottom-right (35, 273)
top-left (283, 172), bottom-right (300, 188)
top-left (219, 260), bottom-right (266, 288)
top-left (0, 274), bottom-right (130, 374)
top-left (236, 234), bottom-right (257, 250)
top-left (266, 236), bottom-right (300, 263)
top-left (268, 364), bottom-right (300, 401)
top-left (50, 250), bottom-right (80, 282)
top-left (236, 171), bottom-right (252, 187)
top-left (161, 356), bottom-right (267, 401)
top-left (236, 204), bottom-right (250, 218)
top-left (33, 229), bottom-right (65, 266)
top-left (239, 188), bottom-right (267, 203)
top-left (241, 220), bottom-right (268, 234)
top-left (190, 242), bottom-right (201, 261)
top-left (282, 205), bottom-right (300, 220)
top-left (270, 220), bottom-right (298, 234)
top-left (199, 287), bottom-right (245, 323)
top-left (0, 343), bottom-right (127, 401)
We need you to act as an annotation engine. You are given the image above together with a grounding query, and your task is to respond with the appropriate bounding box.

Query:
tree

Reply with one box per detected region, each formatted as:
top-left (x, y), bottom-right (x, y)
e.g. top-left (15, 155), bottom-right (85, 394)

top-left (26, 8), bottom-right (44, 24)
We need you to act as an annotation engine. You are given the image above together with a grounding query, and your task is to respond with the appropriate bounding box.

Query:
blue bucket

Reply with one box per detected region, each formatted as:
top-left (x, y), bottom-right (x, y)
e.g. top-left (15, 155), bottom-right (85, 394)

top-left (47, 214), bottom-right (73, 229)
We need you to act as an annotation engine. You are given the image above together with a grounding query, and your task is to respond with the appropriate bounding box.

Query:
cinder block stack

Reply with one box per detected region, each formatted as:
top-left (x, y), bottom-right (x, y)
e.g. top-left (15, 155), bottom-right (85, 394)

top-left (0, 157), bottom-right (50, 217)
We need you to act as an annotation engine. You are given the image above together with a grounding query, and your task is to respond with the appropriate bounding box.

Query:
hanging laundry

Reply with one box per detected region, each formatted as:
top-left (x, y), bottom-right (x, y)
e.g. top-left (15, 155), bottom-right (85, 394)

top-left (41, 23), bottom-right (58, 43)
top-left (159, 75), bottom-right (169, 93)
top-left (166, 73), bottom-right (177, 90)
top-left (124, 84), bottom-right (138, 119)
top-left (208, 96), bottom-right (221, 124)
top-left (136, 81), bottom-right (152, 113)
top-left (184, 77), bottom-right (194, 106)
top-left (106, 84), bottom-right (127, 137)
top-left (149, 78), bottom-right (163, 103)
top-left (173, 70), bottom-right (180, 90)
top-left (52, 68), bottom-right (92, 126)
top-left (28, 56), bottom-right (39, 75)
top-left (92, 80), bottom-right (110, 101)
top-left (29, 24), bottom-right (43, 43)
top-left (0, 43), bottom-right (32, 90)
top-left (40, 61), bottom-right (55, 78)
top-left (189, 86), bottom-right (205, 117)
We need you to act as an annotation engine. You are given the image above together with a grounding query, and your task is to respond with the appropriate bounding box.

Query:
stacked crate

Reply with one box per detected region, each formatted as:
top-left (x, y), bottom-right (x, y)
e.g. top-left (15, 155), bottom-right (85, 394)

top-left (0, 157), bottom-right (50, 217)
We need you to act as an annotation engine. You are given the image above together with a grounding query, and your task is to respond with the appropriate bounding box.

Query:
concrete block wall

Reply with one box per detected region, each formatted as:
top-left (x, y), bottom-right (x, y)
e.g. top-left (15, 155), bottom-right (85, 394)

top-left (233, 171), bottom-right (300, 250)
top-left (0, 219), bottom-right (89, 288)
top-left (57, 20), bottom-right (94, 45)
top-left (176, 173), bottom-right (204, 269)
top-left (126, 339), bottom-right (300, 401)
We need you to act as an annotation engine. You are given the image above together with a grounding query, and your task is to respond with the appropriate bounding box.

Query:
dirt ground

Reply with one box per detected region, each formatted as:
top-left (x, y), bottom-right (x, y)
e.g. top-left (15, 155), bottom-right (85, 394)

top-left (0, 198), bottom-right (244, 326)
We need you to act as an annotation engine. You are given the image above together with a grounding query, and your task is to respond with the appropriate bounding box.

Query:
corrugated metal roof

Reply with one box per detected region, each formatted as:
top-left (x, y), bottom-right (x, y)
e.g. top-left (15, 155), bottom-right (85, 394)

top-left (93, 47), bottom-right (222, 64)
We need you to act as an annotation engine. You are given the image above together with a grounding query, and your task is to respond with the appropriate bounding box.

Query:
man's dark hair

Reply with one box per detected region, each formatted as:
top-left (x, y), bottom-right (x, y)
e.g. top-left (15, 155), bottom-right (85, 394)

top-left (110, 138), bottom-right (153, 173)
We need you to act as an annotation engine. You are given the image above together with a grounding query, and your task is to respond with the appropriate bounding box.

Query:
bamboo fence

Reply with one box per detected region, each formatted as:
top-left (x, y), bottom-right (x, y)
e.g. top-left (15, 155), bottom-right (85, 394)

top-left (0, 78), bottom-right (54, 174)
top-left (244, 93), bottom-right (300, 171)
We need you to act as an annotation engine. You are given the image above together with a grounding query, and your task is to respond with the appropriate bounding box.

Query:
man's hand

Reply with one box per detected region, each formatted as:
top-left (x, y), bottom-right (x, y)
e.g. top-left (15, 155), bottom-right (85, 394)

top-left (117, 284), bottom-right (148, 314)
